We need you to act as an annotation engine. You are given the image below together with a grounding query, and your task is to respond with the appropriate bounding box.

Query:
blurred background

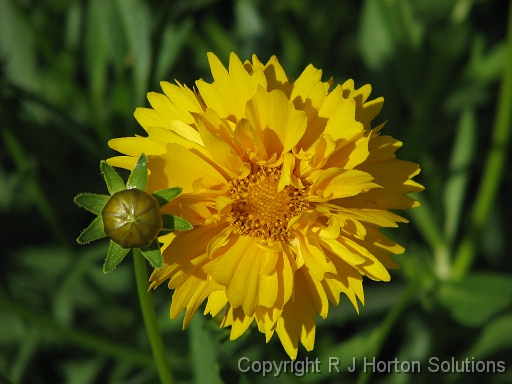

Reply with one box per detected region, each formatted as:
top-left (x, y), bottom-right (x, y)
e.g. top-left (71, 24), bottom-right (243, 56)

top-left (1, 0), bottom-right (511, 383)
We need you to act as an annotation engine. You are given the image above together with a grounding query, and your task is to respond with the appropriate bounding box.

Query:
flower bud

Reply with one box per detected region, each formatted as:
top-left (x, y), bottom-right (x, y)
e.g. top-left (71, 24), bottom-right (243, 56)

top-left (102, 188), bottom-right (162, 248)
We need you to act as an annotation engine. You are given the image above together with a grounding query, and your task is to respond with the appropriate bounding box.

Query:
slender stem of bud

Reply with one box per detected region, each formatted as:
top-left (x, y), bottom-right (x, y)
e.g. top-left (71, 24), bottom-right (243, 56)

top-left (133, 248), bottom-right (174, 384)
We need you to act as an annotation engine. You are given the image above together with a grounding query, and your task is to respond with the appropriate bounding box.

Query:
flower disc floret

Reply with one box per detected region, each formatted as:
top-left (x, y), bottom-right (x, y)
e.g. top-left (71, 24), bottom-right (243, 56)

top-left (228, 165), bottom-right (309, 242)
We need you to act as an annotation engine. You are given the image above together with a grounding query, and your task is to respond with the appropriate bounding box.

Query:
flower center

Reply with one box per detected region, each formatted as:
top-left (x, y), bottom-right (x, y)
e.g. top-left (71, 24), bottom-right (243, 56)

top-left (227, 166), bottom-right (308, 242)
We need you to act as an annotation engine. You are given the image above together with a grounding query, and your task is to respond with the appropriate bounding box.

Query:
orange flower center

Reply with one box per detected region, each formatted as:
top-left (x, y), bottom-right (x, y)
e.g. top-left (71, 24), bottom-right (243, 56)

top-left (227, 166), bottom-right (308, 242)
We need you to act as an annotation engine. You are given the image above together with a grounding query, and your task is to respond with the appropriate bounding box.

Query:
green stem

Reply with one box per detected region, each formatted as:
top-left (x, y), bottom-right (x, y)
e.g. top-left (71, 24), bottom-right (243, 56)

top-left (11, 327), bottom-right (39, 384)
top-left (356, 282), bottom-right (418, 384)
top-left (451, 1), bottom-right (512, 280)
top-left (133, 249), bottom-right (174, 384)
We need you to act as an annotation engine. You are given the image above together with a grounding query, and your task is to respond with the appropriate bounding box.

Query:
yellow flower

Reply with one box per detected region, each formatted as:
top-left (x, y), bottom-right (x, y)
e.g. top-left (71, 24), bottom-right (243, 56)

top-left (108, 52), bottom-right (424, 359)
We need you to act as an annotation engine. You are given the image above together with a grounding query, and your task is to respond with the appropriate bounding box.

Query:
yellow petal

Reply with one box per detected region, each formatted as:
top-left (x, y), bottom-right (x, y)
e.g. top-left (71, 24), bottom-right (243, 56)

top-left (322, 256), bottom-right (364, 311)
top-left (178, 196), bottom-right (217, 226)
top-left (211, 235), bottom-right (252, 286)
top-left (297, 235), bottom-right (337, 281)
top-left (254, 306), bottom-right (280, 340)
top-left (355, 254), bottom-right (391, 282)
top-left (365, 134), bottom-right (402, 164)
top-left (358, 159), bottom-right (424, 194)
top-left (196, 52), bottom-right (267, 121)
top-left (307, 168), bottom-right (379, 202)
top-left (318, 216), bottom-right (341, 239)
top-left (275, 269), bottom-right (317, 359)
top-left (245, 88), bottom-right (307, 158)
top-left (206, 225), bottom-right (233, 258)
top-left (258, 269), bottom-right (279, 308)
top-left (167, 120), bottom-right (204, 145)
top-left (302, 267), bottom-right (329, 318)
top-left (277, 152), bottom-right (300, 192)
top-left (221, 305), bottom-right (254, 340)
top-left (107, 125), bottom-right (207, 176)
top-left (106, 155), bottom-right (137, 171)
top-left (357, 97), bottom-right (384, 129)
top-left (341, 80), bottom-right (384, 129)
top-left (295, 81), bottom-right (331, 150)
top-left (160, 81), bottom-right (205, 125)
top-left (170, 267), bottom-right (220, 327)
top-left (334, 206), bottom-right (408, 228)
top-left (204, 290), bottom-right (228, 317)
top-left (246, 54), bottom-right (292, 95)
top-left (163, 143), bottom-right (227, 193)
top-left (318, 236), bottom-right (366, 267)
top-left (109, 136), bottom-right (165, 156)
top-left (290, 64), bottom-right (324, 109)
top-left (324, 133), bottom-right (370, 169)
top-left (150, 224), bottom-right (225, 289)
top-left (197, 118), bottom-right (243, 175)
top-left (233, 118), bottom-right (268, 161)
top-left (319, 86), bottom-right (364, 141)
top-left (212, 236), bottom-right (280, 315)
top-left (134, 107), bottom-right (169, 131)
top-left (147, 92), bottom-right (179, 124)
top-left (352, 226), bottom-right (403, 269)
top-left (279, 246), bottom-right (295, 306)
top-left (339, 188), bottom-right (421, 210)
top-left (308, 134), bottom-right (337, 169)
top-left (145, 126), bottom-right (207, 155)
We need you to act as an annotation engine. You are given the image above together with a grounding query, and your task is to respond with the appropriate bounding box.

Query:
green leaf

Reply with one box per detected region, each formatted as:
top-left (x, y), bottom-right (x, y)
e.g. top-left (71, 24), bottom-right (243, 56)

top-left (74, 193), bottom-right (110, 215)
top-left (358, 0), bottom-right (394, 70)
top-left (100, 161), bottom-right (125, 195)
top-left (315, 329), bottom-right (377, 379)
top-left (126, 153), bottom-right (148, 190)
top-left (190, 315), bottom-right (224, 384)
top-left (162, 214), bottom-right (193, 231)
top-left (114, 0), bottom-right (151, 104)
top-left (139, 240), bottom-right (163, 269)
top-left (77, 216), bottom-right (106, 244)
top-left (437, 273), bottom-right (512, 327)
top-left (444, 108), bottom-right (476, 245)
top-left (154, 20), bottom-right (193, 82)
top-left (465, 314), bottom-right (512, 360)
top-left (61, 358), bottom-right (104, 384)
top-left (408, 193), bottom-right (447, 252)
top-left (103, 241), bottom-right (130, 273)
top-left (203, 18), bottom-right (238, 65)
top-left (85, 0), bottom-right (109, 95)
top-left (468, 37), bottom-right (507, 84)
top-left (152, 187), bottom-right (183, 206)
top-left (0, 0), bottom-right (39, 91)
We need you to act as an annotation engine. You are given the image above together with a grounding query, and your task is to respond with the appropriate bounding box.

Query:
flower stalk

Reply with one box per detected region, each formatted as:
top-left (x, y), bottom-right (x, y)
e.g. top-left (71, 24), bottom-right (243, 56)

top-left (356, 281), bottom-right (419, 384)
top-left (451, 1), bottom-right (512, 280)
top-left (74, 153), bottom-right (192, 378)
top-left (133, 248), bottom-right (174, 384)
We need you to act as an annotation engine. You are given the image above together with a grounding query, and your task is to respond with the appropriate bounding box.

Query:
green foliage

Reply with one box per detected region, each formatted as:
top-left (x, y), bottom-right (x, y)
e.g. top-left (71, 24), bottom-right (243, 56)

top-left (104, 241), bottom-right (131, 273)
top-left (437, 273), bottom-right (512, 327)
top-left (1, 0), bottom-right (511, 383)
top-left (101, 161), bottom-right (126, 195)
top-left (126, 146), bottom-right (148, 190)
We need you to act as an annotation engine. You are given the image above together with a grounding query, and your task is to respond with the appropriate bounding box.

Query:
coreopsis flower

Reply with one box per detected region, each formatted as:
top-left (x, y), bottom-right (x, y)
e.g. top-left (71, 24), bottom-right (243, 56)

top-left (107, 52), bottom-right (423, 359)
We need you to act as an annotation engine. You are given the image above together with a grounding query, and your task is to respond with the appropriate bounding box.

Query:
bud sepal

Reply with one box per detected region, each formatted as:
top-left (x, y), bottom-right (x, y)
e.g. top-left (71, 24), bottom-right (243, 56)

top-left (74, 153), bottom-right (191, 273)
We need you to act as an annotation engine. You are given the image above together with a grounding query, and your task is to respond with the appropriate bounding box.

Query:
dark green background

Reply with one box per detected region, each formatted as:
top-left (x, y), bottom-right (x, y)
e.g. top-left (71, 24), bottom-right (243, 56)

top-left (1, 0), bottom-right (511, 383)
